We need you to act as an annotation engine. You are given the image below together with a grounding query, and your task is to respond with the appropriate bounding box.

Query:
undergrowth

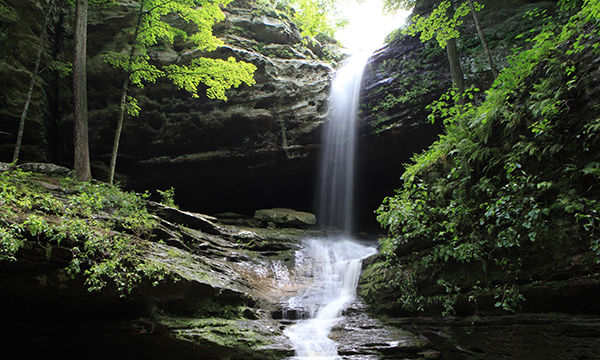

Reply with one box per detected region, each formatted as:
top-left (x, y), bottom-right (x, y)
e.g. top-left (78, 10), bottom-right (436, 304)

top-left (369, 0), bottom-right (600, 315)
top-left (0, 169), bottom-right (169, 295)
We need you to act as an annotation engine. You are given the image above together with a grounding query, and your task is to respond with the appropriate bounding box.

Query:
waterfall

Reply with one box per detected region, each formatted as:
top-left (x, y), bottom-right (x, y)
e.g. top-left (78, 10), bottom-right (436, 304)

top-left (317, 51), bottom-right (372, 232)
top-left (284, 51), bottom-right (375, 359)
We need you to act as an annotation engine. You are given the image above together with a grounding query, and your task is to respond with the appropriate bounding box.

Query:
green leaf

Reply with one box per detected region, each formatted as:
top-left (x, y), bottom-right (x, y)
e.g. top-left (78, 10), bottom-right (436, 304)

top-left (165, 57), bottom-right (257, 100)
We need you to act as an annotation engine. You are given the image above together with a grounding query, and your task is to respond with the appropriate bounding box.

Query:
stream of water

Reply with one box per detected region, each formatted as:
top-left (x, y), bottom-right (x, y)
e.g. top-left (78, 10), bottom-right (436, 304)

top-left (284, 238), bottom-right (376, 359)
top-left (284, 51), bottom-right (375, 359)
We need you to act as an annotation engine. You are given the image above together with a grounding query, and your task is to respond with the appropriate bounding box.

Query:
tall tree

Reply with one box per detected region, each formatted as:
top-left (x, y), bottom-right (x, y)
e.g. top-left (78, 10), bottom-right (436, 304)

top-left (103, 0), bottom-right (256, 185)
top-left (385, 0), bottom-right (496, 100)
top-left (403, 0), bottom-right (467, 102)
top-left (467, 0), bottom-right (497, 79)
top-left (444, 1), bottom-right (465, 103)
top-left (12, 0), bottom-right (56, 165)
top-left (73, 0), bottom-right (91, 181)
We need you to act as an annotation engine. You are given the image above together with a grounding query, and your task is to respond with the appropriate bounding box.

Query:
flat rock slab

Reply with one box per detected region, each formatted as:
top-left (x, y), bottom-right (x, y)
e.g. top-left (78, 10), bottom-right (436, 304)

top-left (254, 208), bottom-right (317, 227)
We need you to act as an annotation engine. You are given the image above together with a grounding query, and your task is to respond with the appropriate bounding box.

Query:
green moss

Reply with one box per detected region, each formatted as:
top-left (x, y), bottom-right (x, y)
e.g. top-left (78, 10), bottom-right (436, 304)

top-left (156, 316), bottom-right (285, 359)
top-left (194, 299), bottom-right (245, 319)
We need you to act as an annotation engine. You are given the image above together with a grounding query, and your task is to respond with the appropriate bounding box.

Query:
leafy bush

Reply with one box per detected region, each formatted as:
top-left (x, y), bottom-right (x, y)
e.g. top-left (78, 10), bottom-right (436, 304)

top-left (371, 0), bottom-right (600, 315)
top-left (0, 169), bottom-right (167, 295)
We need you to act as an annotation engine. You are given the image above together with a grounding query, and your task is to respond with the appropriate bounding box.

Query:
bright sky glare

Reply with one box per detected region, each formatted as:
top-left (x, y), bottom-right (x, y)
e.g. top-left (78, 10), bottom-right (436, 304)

top-left (335, 0), bottom-right (411, 53)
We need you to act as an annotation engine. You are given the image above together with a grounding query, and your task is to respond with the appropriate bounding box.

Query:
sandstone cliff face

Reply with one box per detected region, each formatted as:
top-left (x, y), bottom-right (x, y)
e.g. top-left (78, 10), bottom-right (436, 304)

top-left (84, 0), bottom-right (337, 217)
top-left (0, 0), bottom-right (337, 219)
top-left (0, 0), bottom-right (60, 162)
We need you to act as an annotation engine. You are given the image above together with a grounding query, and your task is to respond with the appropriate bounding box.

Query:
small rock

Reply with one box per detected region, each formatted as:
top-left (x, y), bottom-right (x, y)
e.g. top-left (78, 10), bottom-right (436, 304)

top-left (0, 162), bottom-right (11, 172)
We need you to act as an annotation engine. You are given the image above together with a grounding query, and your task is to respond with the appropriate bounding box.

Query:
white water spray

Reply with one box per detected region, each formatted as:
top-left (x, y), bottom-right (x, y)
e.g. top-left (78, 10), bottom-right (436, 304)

top-left (284, 51), bottom-right (375, 359)
top-left (284, 238), bottom-right (376, 359)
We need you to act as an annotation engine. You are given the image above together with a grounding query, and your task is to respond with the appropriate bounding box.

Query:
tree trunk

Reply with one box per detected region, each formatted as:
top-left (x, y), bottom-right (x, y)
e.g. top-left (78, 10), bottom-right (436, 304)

top-left (107, 0), bottom-right (145, 185)
top-left (446, 1), bottom-right (465, 105)
top-left (108, 79), bottom-right (128, 185)
top-left (73, 0), bottom-right (91, 181)
top-left (467, 0), bottom-right (498, 79)
top-left (12, 0), bottom-right (55, 165)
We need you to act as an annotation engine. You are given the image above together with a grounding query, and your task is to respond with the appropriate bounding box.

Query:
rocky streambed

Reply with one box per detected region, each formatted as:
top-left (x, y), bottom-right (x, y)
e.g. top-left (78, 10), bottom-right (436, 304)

top-left (0, 169), bottom-right (431, 359)
top-left (3, 166), bottom-right (600, 360)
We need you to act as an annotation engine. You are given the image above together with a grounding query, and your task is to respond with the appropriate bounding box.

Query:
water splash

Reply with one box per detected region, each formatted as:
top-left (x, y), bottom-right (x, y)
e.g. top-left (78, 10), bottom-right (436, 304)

top-left (316, 51), bottom-right (372, 232)
top-left (284, 237), bottom-right (376, 359)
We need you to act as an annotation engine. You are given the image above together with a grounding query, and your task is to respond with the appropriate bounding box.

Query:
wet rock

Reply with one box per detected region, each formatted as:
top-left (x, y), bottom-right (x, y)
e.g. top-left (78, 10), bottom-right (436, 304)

top-left (148, 201), bottom-right (222, 235)
top-left (332, 299), bottom-right (432, 359)
top-left (261, 43), bottom-right (311, 59)
top-left (386, 314), bottom-right (600, 360)
top-left (16, 162), bottom-right (73, 176)
top-left (0, 204), bottom-right (323, 358)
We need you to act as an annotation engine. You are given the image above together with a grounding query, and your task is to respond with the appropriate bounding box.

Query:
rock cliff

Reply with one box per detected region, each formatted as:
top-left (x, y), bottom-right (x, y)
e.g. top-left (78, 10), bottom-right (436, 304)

top-left (0, 0), bottom-right (339, 221)
top-left (355, 0), bottom-right (555, 228)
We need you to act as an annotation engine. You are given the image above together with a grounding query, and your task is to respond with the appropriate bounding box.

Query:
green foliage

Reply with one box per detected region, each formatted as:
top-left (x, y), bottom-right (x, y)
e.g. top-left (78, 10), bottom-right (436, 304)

top-left (48, 60), bottom-right (73, 78)
top-left (558, 0), bottom-right (584, 12)
top-left (382, 0), bottom-right (416, 13)
top-left (125, 95), bottom-right (141, 117)
top-left (374, 0), bottom-right (600, 315)
top-left (0, 169), bottom-right (168, 294)
top-left (165, 57), bottom-right (257, 100)
top-left (0, 225), bottom-right (24, 261)
top-left (102, 0), bottom-right (256, 101)
top-left (426, 86), bottom-right (479, 124)
top-left (284, 0), bottom-right (348, 39)
top-left (384, 28), bottom-right (406, 45)
top-left (494, 284), bottom-right (526, 313)
top-left (0, 0), bottom-right (17, 22)
top-left (157, 186), bottom-right (177, 208)
top-left (403, 1), bottom-right (480, 48)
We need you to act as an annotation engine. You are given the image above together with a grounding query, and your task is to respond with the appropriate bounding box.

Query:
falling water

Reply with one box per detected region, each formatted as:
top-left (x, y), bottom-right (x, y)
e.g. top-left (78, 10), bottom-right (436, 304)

top-left (317, 51), bottom-right (372, 232)
top-left (284, 238), bottom-right (376, 359)
top-left (284, 51), bottom-right (375, 359)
